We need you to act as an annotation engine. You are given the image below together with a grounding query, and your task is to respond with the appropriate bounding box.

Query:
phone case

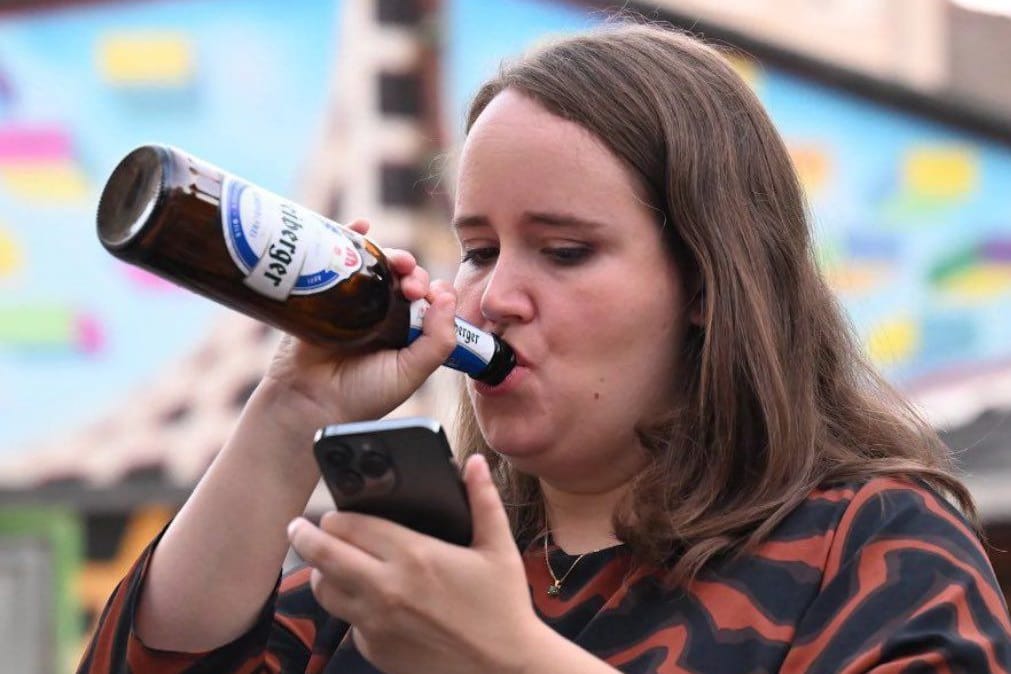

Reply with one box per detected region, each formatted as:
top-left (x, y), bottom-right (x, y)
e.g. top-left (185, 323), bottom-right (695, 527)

top-left (312, 417), bottom-right (473, 546)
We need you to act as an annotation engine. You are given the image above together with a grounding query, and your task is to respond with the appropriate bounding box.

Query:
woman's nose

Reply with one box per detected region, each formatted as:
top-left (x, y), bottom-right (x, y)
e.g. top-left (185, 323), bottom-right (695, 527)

top-left (478, 259), bottom-right (534, 327)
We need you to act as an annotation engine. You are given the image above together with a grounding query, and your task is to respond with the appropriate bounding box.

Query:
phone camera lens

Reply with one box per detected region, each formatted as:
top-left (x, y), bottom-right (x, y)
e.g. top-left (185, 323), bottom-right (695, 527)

top-left (358, 450), bottom-right (390, 478)
top-left (326, 443), bottom-right (353, 468)
top-left (334, 470), bottom-right (364, 496)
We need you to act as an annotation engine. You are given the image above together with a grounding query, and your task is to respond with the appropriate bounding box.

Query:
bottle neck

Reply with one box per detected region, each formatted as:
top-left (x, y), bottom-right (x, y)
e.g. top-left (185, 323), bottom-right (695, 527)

top-left (404, 299), bottom-right (516, 383)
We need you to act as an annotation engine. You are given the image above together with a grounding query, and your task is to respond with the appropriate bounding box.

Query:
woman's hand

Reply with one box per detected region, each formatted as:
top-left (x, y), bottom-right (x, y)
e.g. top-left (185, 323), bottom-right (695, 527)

top-left (262, 219), bottom-right (458, 427)
top-left (287, 454), bottom-right (544, 674)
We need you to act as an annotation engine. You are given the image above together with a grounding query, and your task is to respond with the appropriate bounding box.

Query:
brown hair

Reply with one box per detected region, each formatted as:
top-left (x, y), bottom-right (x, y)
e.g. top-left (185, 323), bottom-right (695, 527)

top-left (453, 21), bottom-right (977, 583)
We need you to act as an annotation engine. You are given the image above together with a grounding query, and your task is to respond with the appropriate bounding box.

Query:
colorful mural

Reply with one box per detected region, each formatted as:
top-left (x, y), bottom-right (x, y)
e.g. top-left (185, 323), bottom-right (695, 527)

top-left (0, 5), bottom-right (342, 664)
top-left (447, 0), bottom-right (1011, 385)
top-left (0, 0), bottom-right (337, 456)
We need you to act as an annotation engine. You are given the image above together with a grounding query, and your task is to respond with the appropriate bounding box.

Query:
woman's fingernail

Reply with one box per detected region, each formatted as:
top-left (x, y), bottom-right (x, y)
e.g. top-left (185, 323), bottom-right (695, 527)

top-left (287, 518), bottom-right (302, 539)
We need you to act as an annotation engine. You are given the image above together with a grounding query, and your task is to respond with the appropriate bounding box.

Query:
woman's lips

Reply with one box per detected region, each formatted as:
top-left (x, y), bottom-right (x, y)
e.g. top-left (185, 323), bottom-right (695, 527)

top-left (474, 363), bottom-right (528, 397)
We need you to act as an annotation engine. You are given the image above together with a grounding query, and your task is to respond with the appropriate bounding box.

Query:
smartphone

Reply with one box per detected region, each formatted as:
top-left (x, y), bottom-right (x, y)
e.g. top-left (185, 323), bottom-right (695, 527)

top-left (312, 416), bottom-right (473, 546)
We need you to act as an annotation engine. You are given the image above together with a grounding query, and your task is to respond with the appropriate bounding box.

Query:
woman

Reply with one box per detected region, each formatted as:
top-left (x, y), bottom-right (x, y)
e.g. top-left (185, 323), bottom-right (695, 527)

top-left (79, 23), bottom-right (1011, 674)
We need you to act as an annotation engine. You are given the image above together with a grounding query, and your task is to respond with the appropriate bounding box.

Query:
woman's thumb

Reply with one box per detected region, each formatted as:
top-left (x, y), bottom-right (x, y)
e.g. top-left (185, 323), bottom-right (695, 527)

top-left (397, 290), bottom-right (457, 385)
top-left (464, 453), bottom-right (513, 550)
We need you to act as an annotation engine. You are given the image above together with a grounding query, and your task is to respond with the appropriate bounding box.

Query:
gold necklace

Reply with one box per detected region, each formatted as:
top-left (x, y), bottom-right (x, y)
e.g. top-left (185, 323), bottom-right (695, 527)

top-left (544, 534), bottom-right (589, 598)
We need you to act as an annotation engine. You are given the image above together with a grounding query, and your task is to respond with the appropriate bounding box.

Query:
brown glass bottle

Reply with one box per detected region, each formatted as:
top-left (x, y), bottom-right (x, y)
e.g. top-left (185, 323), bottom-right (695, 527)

top-left (96, 145), bottom-right (514, 384)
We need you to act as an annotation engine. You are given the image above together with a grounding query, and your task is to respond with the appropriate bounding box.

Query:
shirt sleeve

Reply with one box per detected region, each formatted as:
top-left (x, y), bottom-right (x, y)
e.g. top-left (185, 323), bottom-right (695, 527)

top-left (76, 524), bottom-right (344, 674)
top-left (780, 477), bottom-right (1011, 674)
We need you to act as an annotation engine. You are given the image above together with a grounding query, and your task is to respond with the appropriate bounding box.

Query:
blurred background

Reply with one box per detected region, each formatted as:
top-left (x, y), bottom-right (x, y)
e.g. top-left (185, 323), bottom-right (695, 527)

top-left (1, 0), bottom-right (1010, 671)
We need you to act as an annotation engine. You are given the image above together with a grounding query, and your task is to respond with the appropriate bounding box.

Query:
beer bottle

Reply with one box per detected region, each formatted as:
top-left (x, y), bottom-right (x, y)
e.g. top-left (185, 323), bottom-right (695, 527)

top-left (96, 144), bottom-right (515, 385)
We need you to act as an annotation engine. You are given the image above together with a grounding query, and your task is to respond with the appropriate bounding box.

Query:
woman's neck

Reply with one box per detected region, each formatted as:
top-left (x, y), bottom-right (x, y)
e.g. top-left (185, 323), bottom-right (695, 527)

top-left (540, 479), bottom-right (631, 554)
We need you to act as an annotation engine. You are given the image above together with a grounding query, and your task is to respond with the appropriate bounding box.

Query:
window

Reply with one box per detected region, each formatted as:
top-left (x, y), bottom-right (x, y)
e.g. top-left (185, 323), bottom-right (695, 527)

top-left (377, 0), bottom-right (421, 26)
top-left (380, 162), bottom-right (425, 207)
top-left (379, 71), bottom-right (423, 117)
top-left (161, 403), bottom-right (191, 424)
top-left (326, 191), bottom-right (342, 223)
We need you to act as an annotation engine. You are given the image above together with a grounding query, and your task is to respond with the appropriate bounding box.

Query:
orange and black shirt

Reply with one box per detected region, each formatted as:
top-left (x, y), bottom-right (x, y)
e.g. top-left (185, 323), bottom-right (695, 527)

top-left (78, 477), bottom-right (1011, 673)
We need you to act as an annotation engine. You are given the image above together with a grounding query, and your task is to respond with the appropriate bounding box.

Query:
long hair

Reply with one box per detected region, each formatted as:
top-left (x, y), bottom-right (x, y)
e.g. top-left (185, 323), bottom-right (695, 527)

top-left (453, 21), bottom-right (977, 584)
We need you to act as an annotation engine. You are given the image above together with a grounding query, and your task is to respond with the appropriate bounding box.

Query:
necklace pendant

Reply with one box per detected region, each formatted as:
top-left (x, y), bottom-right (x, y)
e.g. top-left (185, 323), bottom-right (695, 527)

top-left (547, 583), bottom-right (561, 597)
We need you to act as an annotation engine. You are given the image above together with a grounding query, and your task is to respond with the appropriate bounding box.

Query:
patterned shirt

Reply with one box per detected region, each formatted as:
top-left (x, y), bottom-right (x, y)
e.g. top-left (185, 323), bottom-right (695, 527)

top-left (78, 477), bottom-right (1011, 673)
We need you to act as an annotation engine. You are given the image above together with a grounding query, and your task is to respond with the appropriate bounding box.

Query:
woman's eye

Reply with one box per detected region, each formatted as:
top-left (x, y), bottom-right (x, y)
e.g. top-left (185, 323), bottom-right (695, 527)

top-left (460, 247), bottom-right (498, 266)
top-left (544, 246), bottom-right (592, 266)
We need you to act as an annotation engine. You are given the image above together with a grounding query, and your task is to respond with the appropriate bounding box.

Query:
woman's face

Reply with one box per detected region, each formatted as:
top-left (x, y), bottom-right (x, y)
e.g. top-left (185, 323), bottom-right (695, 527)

top-left (453, 89), bottom-right (689, 491)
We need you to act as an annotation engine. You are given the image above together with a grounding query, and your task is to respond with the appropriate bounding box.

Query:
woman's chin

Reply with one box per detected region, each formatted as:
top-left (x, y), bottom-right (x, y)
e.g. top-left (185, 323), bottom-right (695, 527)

top-left (481, 427), bottom-right (546, 462)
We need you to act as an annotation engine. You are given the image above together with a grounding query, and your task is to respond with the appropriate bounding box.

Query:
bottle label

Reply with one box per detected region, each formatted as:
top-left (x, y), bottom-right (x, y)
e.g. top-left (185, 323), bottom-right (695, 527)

top-left (221, 176), bottom-right (363, 301)
top-left (407, 300), bottom-right (496, 374)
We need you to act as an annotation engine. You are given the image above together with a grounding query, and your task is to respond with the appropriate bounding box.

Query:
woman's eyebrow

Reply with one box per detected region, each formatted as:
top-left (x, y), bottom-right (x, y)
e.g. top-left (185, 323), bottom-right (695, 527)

top-left (451, 214), bottom-right (489, 232)
top-left (451, 212), bottom-right (607, 232)
top-left (521, 211), bottom-right (607, 231)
